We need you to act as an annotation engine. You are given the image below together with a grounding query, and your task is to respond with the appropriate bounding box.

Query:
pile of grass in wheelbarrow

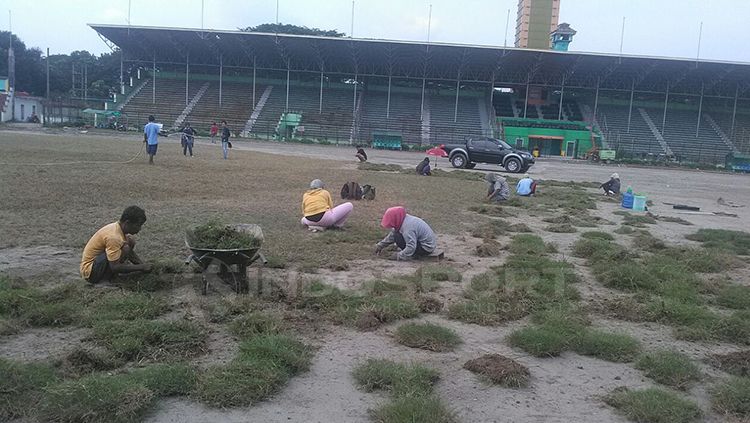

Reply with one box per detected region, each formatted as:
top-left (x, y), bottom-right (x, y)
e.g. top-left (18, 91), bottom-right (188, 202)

top-left (191, 221), bottom-right (262, 250)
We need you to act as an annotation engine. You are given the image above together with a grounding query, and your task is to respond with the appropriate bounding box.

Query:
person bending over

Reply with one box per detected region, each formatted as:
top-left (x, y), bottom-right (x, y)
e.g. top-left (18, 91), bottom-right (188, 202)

top-left (601, 173), bottom-right (621, 196)
top-left (300, 179), bottom-right (354, 232)
top-left (80, 206), bottom-right (151, 284)
top-left (516, 173), bottom-right (536, 196)
top-left (486, 173), bottom-right (510, 202)
top-left (416, 157), bottom-right (432, 176)
top-left (356, 145), bottom-right (368, 162)
top-left (375, 206), bottom-right (436, 261)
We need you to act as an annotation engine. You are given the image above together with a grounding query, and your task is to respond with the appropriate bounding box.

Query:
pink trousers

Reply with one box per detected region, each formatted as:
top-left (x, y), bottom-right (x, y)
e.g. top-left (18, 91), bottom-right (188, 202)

top-left (301, 202), bottom-right (353, 228)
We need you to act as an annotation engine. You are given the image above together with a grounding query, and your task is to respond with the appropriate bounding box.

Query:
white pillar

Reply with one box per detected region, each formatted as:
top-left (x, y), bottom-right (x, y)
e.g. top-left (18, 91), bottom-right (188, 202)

top-left (386, 75), bottom-right (392, 119)
top-left (219, 55), bottom-right (223, 107)
top-left (285, 68), bottom-right (290, 112)
top-left (695, 83), bottom-right (704, 137)
top-left (152, 54), bottom-right (156, 104)
top-left (319, 71), bottom-right (324, 113)
top-left (661, 82), bottom-right (670, 135)
top-left (627, 79), bottom-right (635, 133)
top-left (420, 77), bottom-right (426, 121)
top-left (453, 78), bottom-right (460, 123)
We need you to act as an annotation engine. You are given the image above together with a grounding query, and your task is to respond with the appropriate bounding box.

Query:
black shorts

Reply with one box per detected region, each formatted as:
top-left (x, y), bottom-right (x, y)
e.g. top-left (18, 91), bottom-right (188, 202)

top-left (87, 252), bottom-right (113, 284)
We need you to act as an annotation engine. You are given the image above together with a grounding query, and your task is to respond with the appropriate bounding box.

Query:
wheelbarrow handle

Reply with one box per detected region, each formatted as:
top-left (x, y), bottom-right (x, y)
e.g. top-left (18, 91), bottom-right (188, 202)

top-left (258, 252), bottom-right (268, 265)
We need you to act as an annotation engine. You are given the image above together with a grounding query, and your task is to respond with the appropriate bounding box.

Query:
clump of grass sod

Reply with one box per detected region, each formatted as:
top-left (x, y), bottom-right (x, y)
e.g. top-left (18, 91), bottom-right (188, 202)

top-left (711, 376), bottom-right (750, 418)
top-left (190, 220), bottom-right (261, 249)
top-left (91, 319), bottom-right (206, 361)
top-left (709, 350), bottom-right (750, 377)
top-left (0, 359), bottom-right (60, 421)
top-left (605, 387), bottom-right (702, 423)
top-left (395, 322), bottom-right (462, 352)
top-left (352, 359), bottom-right (456, 423)
top-left (686, 229), bottom-right (750, 255)
top-left (463, 354), bottom-right (530, 388)
top-left (635, 350), bottom-right (701, 389)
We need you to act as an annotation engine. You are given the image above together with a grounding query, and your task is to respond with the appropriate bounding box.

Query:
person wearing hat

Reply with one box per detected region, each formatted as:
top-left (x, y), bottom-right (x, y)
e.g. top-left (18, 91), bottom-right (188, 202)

top-left (601, 173), bottom-right (621, 196)
top-left (485, 173), bottom-right (510, 202)
top-left (300, 179), bottom-right (354, 232)
top-left (516, 173), bottom-right (536, 196)
top-left (375, 206), bottom-right (437, 261)
top-left (416, 157), bottom-right (432, 176)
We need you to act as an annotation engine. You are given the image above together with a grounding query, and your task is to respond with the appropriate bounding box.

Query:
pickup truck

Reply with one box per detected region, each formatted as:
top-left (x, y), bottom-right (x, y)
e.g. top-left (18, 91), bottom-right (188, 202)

top-left (441, 137), bottom-right (535, 173)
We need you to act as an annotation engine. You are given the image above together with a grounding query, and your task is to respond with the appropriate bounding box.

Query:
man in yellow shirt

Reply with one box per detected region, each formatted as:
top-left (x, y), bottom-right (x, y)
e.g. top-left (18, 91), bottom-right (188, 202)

top-left (80, 206), bottom-right (152, 283)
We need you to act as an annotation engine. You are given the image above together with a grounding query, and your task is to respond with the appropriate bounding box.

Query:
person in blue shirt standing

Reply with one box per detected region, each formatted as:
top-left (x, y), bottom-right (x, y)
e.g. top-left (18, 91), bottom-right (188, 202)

top-left (143, 115), bottom-right (161, 165)
top-left (516, 173), bottom-right (536, 196)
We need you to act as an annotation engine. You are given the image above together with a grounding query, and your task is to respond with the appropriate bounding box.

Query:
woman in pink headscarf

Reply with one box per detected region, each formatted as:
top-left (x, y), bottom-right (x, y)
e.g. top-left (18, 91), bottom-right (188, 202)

top-left (375, 206), bottom-right (437, 260)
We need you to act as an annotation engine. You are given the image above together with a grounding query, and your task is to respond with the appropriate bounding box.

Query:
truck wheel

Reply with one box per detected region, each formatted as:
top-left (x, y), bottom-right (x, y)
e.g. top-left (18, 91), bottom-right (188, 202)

top-left (451, 154), bottom-right (468, 169)
top-left (465, 163), bottom-right (477, 169)
top-left (505, 157), bottom-right (522, 173)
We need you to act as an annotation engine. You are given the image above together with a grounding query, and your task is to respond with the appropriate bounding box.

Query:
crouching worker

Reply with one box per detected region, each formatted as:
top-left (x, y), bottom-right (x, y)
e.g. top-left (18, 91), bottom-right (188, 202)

top-left (355, 145), bottom-right (368, 162)
top-left (80, 206), bottom-right (151, 284)
top-left (375, 206), bottom-right (436, 261)
top-left (301, 179), bottom-right (354, 232)
top-left (416, 157), bottom-right (432, 176)
top-left (486, 173), bottom-right (510, 202)
top-left (516, 173), bottom-right (537, 196)
top-left (601, 173), bottom-right (621, 196)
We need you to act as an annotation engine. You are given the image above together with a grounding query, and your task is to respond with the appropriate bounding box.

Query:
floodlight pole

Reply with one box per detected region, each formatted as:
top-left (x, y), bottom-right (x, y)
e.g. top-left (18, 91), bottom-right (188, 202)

top-left (185, 53), bottom-right (189, 106)
top-left (319, 70), bottom-right (324, 113)
top-left (152, 54), bottom-right (156, 104)
top-left (352, 73), bottom-right (358, 114)
top-left (420, 77), bottom-right (426, 121)
top-left (285, 67), bottom-right (290, 112)
top-left (523, 74), bottom-right (530, 119)
top-left (592, 77), bottom-right (600, 123)
top-left (695, 82), bottom-right (704, 137)
top-left (558, 75), bottom-right (565, 120)
top-left (219, 55), bottom-right (223, 107)
top-left (627, 78), bottom-right (635, 133)
top-left (252, 56), bottom-right (256, 109)
top-left (661, 81), bottom-right (669, 137)
top-left (454, 76), bottom-right (460, 123)
top-left (46, 48), bottom-right (50, 101)
top-left (386, 74), bottom-right (392, 119)
top-left (119, 50), bottom-right (124, 95)
top-left (730, 84), bottom-right (739, 138)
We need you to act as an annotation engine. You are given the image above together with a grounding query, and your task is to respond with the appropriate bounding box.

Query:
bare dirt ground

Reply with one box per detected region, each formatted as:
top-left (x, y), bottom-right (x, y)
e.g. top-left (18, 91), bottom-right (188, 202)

top-left (1, 128), bottom-right (749, 423)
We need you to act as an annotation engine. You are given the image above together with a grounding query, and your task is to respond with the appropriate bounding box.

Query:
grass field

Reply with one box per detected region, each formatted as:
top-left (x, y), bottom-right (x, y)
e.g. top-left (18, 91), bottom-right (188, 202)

top-left (1, 130), bottom-right (750, 423)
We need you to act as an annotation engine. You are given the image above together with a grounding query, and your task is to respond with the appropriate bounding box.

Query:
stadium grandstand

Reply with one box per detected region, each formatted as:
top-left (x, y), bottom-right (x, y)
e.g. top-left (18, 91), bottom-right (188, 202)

top-left (91, 23), bottom-right (750, 164)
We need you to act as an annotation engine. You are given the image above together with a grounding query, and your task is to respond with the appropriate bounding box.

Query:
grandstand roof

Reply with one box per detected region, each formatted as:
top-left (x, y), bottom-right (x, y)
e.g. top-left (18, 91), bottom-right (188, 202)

top-left (90, 24), bottom-right (750, 98)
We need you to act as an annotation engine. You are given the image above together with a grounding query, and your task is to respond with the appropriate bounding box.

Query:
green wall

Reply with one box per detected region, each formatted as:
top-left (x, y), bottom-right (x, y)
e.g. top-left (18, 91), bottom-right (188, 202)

top-left (502, 122), bottom-right (596, 158)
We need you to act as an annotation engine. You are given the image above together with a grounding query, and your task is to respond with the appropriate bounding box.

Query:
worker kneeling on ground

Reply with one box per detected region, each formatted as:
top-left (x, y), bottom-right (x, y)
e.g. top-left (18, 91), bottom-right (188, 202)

top-left (300, 179), bottom-right (354, 233)
top-left (80, 206), bottom-right (152, 284)
top-left (375, 206), bottom-right (436, 261)
top-left (516, 173), bottom-right (537, 196)
top-left (600, 173), bottom-right (621, 196)
top-left (486, 173), bottom-right (510, 202)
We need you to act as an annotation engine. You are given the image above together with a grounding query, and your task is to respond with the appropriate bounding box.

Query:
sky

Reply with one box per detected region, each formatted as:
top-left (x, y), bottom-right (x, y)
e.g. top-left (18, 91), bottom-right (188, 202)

top-left (1, 0), bottom-right (748, 63)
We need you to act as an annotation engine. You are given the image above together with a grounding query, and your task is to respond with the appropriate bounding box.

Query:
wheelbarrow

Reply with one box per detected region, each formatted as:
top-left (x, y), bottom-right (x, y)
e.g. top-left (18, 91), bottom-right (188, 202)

top-left (185, 224), bottom-right (268, 295)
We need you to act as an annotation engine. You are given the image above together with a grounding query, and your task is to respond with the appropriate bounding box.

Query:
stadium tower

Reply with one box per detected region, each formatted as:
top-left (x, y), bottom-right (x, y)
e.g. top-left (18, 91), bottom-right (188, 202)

top-left (515, 0), bottom-right (560, 49)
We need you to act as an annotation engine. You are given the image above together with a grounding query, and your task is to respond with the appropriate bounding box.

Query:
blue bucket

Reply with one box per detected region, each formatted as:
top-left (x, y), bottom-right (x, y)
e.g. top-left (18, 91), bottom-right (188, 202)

top-left (621, 192), bottom-right (634, 209)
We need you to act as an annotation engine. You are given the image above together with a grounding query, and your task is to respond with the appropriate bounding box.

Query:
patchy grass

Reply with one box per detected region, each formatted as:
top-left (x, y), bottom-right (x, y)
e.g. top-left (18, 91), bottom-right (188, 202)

top-left (508, 223), bottom-right (533, 233)
top-left (463, 354), bottom-right (530, 388)
top-left (654, 215), bottom-right (693, 225)
top-left (635, 351), bottom-right (701, 389)
top-left (509, 234), bottom-right (553, 255)
top-left (632, 231), bottom-right (668, 252)
top-left (614, 225), bottom-right (636, 234)
top-left (55, 347), bottom-right (121, 377)
top-left (85, 292), bottom-right (169, 323)
top-left (358, 162), bottom-right (404, 172)
top-left (91, 319), bottom-right (206, 361)
top-left (710, 350), bottom-right (750, 377)
top-left (581, 231), bottom-right (615, 241)
top-left (544, 223), bottom-right (577, 233)
top-left (194, 334), bottom-right (312, 408)
top-left (373, 395), bottom-right (457, 423)
top-left (508, 325), bottom-right (572, 357)
top-left (228, 312), bottom-right (284, 340)
top-left (572, 330), bottom-right (640, 362)
top-left (353, 359), bottom-right (439, 397)
top-left (352, 359), bottom-right (454, 422)
top-left (0, 359), bottom-right (59, 421)
top-left (298, 281), bottom-right (419, 329)
top-left (711, 376), bottom-right (750, 418)
top-left (686, 229), bottom-right (750, 255)
top-left (715, 284), bottom-right (750, 310)
top-left (395, 322), bottom-right (462, 352)
top-left (605, 387), bottom-right (702, 423)
top-left (475, 239), bottom-right (502, 257)
top-left (126, 363), bottom-right (198, 396)
top-left (470, 220), bottom-right (507, 239)
top-left (468, 205), bottom-right (512, 217)
top-left (420, 265), bottom-right (462, 283)
top-left (617, 211), bottom-right (658, 227)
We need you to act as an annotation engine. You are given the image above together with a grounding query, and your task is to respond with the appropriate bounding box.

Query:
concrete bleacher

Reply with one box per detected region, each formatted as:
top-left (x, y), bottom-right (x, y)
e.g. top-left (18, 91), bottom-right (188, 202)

top-left (359, 90), bottom-right (423, 145)
top-left (647, 108), bottom-right (731, 162)
top-left (707, 111), bottom-right (750, 154)
top-left (121, 78), bottom-right (201, 128)
top-left (428, 93), bottom-right (484, 143)
top-left (596, 104), bottom-right (665, 157)
top-left (185, 81), bottom-right (255, 135)
top-left (247, 85), bottom-right (286, 139)
top-left (493, 94), bottom-right (515, 117)
top-left (288, 85), bottom-right (354, 143)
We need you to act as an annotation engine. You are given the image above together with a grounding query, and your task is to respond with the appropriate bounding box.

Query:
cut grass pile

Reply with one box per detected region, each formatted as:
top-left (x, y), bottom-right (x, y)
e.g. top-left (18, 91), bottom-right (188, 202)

top-left (395, 322), bottom-right (462, 352)
top-left (605, 387), bottom-right (702, 423)
top-left (420, 265), bottom-right (462, 283)
top-left (686, 229), bottom-right (750, 255)
top-left (91, 319), bottom-right (206, 361)
top-left (55, 347), bottom-right (122, 377)
top-left (581, 231), bottom-right (615, 241)
top-left (544, 223), bottom-right (577, 233)
top-left (470, 219), bottom-right (507, 239)
top-left (504, 186), bottom-right (598, 213)
top-left (358, 162), bottom-right (404, 172)
top-left (710, 350), bottom-right (750, 377)
top-left (228, 311), bottom-right (284, 340)
top-left (635, 350), bottom-right (701, 389)
top-left (475, 239), bottom-right (502, 257)
top-left (711, 376), bottom-right (750, 418)
top-left (463, 354), bottom-right (530, 388)
top-left (614, 225), bottom-right (636, 234)
top-left (297, 281), bottom-right (419, 330)
top-left (189, 220), bottom-right (262, 249)
top-left (615, 211), bottom-right (657, 227)
top-left (352, 359), bottom-right (455, 423)
top-left (195, 334), bottom-right (312, 408)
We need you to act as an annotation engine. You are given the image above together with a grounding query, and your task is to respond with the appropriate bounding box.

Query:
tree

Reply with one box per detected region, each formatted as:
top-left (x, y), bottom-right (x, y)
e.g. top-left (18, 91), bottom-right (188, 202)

top-left (241, 23), bottom-right (345, 37)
